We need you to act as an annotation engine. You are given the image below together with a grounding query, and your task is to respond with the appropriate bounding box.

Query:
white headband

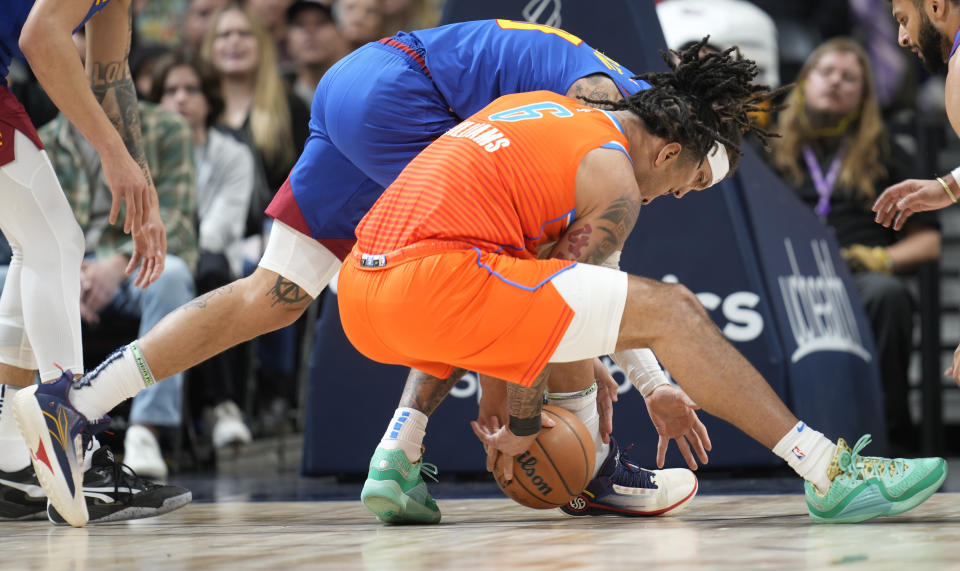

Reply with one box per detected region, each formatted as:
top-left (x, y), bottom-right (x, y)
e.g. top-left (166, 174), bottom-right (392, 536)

top-left (706, 143), bottom-right (730, 186)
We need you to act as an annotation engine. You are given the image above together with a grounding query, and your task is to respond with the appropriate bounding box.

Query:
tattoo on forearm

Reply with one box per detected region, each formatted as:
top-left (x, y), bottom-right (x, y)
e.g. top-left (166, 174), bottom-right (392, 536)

top-left (266, 276), bottom-right (311, 307)
top-left (507, 367), bottom-right (549, 419)
top-left (181, 284), bottom-right (236, 311)
top-left (90, 5), bottom-right (154, 187)
top-left (399, 368), bottom-right (466, 415)
top-left (558, 196), bottom-right (639, 265)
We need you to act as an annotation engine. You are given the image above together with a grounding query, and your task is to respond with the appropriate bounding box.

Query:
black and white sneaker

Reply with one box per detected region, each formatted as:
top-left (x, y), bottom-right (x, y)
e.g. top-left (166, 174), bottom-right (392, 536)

top-left (48, 446), bottom-right (192, 525)
top-left (0, 465), bottom-right (47, 521)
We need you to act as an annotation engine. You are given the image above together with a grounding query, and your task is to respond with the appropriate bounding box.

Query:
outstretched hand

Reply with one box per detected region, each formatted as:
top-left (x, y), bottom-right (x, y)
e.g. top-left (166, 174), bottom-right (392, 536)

top-left (594, 358), bottom-right (618, 444)
top-left (126, 207), bottom-right (167, 289)
top-left (471, 413), bottom-right (556, 482)
top-left (643, 384), bottom-right (711, 470)
top-left (873, 178), bottom-right (953, 231)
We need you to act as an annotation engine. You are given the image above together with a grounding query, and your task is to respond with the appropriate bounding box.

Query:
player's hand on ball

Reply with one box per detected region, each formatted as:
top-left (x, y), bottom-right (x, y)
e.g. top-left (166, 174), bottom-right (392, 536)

top-left (594, 358), bottom-right (618, 444)
top-left (644, 384), bottom-right (711, 470)
top-left (471, 413), bottom-right (556, 482)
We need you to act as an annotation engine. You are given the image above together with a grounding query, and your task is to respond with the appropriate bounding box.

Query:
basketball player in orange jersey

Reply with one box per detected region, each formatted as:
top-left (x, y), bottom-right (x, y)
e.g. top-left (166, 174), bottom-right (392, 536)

top-left (873, 0), bottom-right (960, 385)
top-left (49, 21), bottom-right (712, 524)
top-left (340, 44), bottom-right (948, 525)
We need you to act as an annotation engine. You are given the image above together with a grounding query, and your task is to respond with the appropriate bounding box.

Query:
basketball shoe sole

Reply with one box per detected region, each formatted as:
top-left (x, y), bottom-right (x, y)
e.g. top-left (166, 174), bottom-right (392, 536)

top-left (12, 372), bottom-right (88, 527)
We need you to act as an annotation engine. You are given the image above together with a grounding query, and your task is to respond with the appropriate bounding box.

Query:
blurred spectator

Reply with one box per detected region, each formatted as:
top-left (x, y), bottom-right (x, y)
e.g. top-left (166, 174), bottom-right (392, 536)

top-left (202, 3), bottom-right (309, 434)
top-left (152, 52), bottom-right (256, 450)
top-left (743, 1), bottom-right (853, 86)
top-left (656, 0), bottom-right (779, 87)
top-left (131, 42), bottom-right (172, 98)
top-left (285, 0), bottom-right (349, 107)
top-left (333, 0), bottom-right (382, 51)
top-left (183, 0), bottom-right (230, 54)
top-left (768, 38), bottom-right (941, 453)
top-left (202, 2), bottom-right (308, 199)
top-left (245, 0), bottom-right (296, 70)
top-left (380, 0), bottom-right (440, 35)
top-left (134, 0), bottom-right (188, 45)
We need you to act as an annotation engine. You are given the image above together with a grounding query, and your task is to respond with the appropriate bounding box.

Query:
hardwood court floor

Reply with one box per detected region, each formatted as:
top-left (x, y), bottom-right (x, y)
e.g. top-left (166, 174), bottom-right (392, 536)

top-left (3, 493), bottom-right (959, 570)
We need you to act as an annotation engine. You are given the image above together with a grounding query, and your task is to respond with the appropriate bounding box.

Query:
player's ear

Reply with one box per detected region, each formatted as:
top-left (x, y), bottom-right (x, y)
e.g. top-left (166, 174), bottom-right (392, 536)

top-left (929, 0), bottom-right (946, 20)
top-left (654, 142), bottom-right (682, 168)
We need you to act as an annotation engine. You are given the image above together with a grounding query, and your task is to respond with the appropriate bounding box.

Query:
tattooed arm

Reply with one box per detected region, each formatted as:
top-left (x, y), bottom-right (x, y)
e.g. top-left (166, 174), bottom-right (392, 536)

top-left (20, 0), bottom-right (166, 286)
top-left (565, 73), bottom-right (624, 107)
top-left (549, 148), bottom-right (641, 264)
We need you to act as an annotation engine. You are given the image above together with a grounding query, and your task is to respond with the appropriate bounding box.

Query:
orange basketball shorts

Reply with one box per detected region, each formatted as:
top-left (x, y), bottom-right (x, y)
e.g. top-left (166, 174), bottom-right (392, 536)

top-left (338, 248), bottom-right (578, 386)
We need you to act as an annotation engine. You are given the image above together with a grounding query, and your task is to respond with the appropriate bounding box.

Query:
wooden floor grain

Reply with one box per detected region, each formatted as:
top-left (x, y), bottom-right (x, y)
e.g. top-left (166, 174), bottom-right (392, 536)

top-left (3, 494), bottom-right (957, 569)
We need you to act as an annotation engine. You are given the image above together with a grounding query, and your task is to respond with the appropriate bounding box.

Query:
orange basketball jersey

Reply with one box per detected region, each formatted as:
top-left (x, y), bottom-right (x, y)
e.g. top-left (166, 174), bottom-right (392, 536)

top-left (354, 91), bottom-right (631, 261)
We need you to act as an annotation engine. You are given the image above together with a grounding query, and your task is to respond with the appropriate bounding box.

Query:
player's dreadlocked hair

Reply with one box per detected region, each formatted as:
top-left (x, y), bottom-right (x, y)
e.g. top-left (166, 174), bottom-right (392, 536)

top-left (592, 38), bottom-right (781, 172)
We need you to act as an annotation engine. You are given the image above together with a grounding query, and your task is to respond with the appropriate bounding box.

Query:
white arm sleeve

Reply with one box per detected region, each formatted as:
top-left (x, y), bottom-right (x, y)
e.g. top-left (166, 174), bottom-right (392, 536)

top-left (611, 349), bottom-right (671, 398)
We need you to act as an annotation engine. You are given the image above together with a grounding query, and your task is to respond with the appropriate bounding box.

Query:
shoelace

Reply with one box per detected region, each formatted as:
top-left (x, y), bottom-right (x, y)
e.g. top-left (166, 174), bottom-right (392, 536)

top-left (418, 462), bottom-right (439, 484)
top-left (612, 447), bottom-right (657, 489)
top-left (839, 434), bottom-right (906, 480)
top-left (95, 447), bottom-right (154, 506)
top-left (80, 415), bottom-right (113, 453)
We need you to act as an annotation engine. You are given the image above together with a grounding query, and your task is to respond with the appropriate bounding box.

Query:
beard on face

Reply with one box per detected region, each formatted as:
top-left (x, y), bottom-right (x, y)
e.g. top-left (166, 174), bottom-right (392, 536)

top-left (918, 13), bottom-right (950, 74)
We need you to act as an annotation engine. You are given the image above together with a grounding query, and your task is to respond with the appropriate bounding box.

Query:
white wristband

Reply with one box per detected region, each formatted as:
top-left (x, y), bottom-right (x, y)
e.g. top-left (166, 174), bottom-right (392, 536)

top-left (611, 348), bottom-right (671, 398)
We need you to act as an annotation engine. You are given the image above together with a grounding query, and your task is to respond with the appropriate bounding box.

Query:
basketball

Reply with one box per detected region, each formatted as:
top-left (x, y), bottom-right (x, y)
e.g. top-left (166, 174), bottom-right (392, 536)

top-left (493, 405), bottom-right (596, 509)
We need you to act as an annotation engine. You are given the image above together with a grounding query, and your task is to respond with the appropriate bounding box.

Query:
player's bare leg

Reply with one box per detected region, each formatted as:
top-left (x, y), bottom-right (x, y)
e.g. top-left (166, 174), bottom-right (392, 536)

top-left (612, 275), bottom-right (946, 523)
top-left (615, 276), bottom-right (795, 448)
top-left (0, 365), bottom-right (36, 388)
top-left (140, 267), bottom-right (312, 380)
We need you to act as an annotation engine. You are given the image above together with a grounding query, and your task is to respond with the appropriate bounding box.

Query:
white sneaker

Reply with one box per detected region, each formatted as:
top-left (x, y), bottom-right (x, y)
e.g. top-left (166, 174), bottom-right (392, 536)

top-left (123, 425), bottom-right (168, 481)
top-left (562, 437), bottom-right (698, 517)
top-left (212, 401), bottom-right (252, 449)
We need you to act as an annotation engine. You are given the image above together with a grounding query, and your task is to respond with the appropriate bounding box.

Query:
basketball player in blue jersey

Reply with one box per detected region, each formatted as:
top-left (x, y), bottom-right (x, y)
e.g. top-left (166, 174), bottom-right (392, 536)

top-left (1, 0), bottom-right (184, 527)
top-left (874, 0), bottom-right (960, 384)
top-left (51, 20), bottom-right (709, 523)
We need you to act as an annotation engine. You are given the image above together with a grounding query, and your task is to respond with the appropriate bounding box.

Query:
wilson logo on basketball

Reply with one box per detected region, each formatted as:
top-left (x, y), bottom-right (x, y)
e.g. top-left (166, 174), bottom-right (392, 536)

top-left (516, 451), bottom-right (554, 495)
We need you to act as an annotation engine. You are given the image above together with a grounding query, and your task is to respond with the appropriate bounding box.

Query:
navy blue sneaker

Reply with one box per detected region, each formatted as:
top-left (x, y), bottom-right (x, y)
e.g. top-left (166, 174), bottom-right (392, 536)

top-left (561, 438), bottom-right (698, 517)
top-left (12, 371), bottom-right (89, 527)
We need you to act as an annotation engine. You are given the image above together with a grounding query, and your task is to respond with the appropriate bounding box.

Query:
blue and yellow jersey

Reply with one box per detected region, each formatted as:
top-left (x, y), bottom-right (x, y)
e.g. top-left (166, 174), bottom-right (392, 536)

top-left (411, 19), bottom-right (649, 119)
top-left (1, 0), bottom-right (111, 87)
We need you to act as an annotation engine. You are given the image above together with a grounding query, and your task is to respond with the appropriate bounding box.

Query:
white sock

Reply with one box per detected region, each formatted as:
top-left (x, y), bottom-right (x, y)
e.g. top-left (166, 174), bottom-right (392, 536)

top-left (69, 342), bottom-right (155, 421)
top-left (378, 407), bottom-right (428, 463)
top-left (0, 385), bottom-right (31, 472)
top-left (772, 421), bottom-right (837, 493)
top-left (546, 383), bottom-right (608, 479)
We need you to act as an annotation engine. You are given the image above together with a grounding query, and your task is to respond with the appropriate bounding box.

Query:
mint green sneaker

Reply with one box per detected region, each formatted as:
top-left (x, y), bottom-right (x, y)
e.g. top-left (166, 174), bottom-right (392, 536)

top-left (805, 434), bottom-right (947, 524)
top-left (360, 447), bottom-right (441, 524)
